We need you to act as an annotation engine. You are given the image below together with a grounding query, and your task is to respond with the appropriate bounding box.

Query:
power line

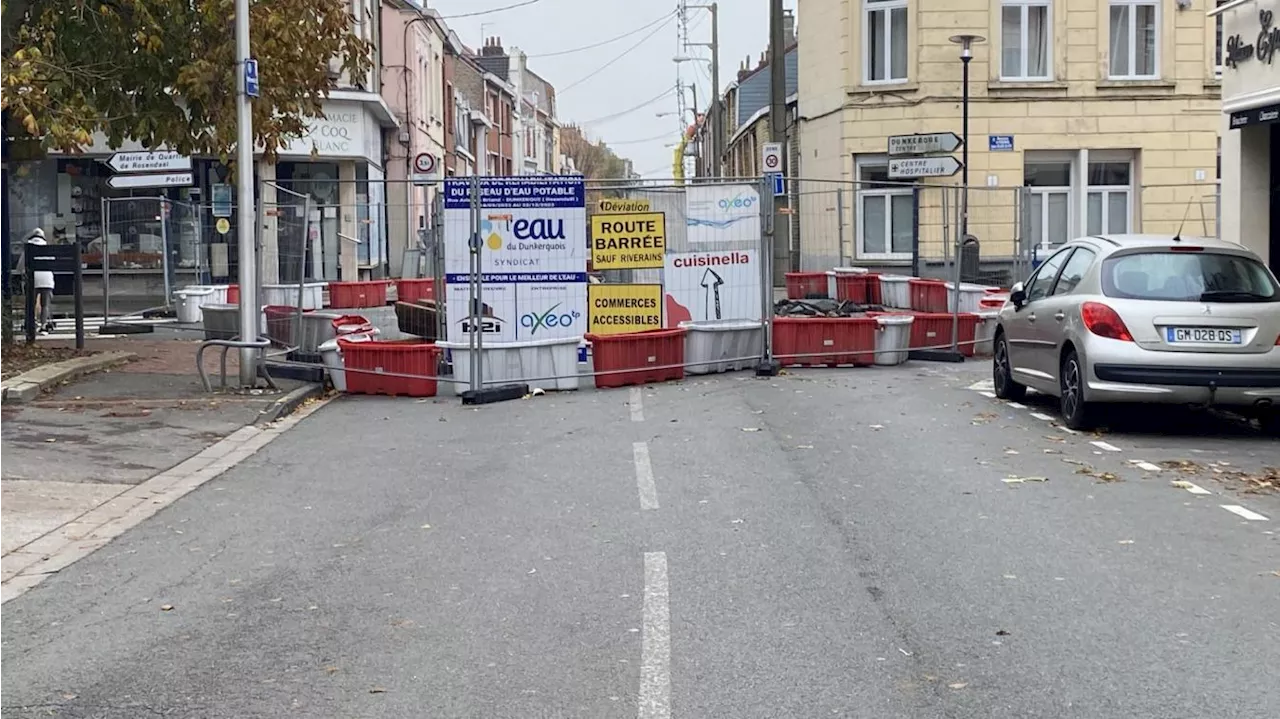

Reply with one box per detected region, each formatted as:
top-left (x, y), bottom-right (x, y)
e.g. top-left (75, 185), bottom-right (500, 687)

top-left (526, 11), bottom-right (677, 58)
top-left (437, 0), bottom-right (542, 19)
top-left (558, 12), bottom-right (679, 94)
top-left (576, 86), bottom-right (676, 126)
top-left (603, 132), bottom-right (677, 146)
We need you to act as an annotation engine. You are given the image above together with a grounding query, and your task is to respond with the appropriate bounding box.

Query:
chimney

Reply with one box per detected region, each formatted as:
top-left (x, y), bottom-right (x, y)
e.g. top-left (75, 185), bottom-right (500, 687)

top-left (482, 37), bottom-right (506, 56)
top-left (783, 9), bottom-right (796, 42)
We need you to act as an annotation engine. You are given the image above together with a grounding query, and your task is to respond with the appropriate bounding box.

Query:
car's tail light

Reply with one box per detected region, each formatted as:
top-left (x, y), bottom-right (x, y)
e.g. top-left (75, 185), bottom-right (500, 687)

top-left (1169, 246), bottom-right (1205, 252)
top-left (1081, 301), bottom-right (1134, 341)
top-left (1275, 333), bottom-right (1280, 346)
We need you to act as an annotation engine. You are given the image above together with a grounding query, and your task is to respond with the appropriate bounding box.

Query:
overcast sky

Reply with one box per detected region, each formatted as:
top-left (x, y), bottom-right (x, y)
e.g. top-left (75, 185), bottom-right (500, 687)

top-left (430, 0), bottom-right (794, 178)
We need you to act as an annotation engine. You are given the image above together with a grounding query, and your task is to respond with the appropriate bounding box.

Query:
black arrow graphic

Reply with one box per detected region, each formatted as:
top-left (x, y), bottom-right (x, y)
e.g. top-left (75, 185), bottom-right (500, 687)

top-left (700, 268), bottom-right (724, 320)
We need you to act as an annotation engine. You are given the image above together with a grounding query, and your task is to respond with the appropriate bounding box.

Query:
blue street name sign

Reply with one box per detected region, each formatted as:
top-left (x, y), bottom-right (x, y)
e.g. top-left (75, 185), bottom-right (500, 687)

top-left (245, 59), bottom-right (260, 98)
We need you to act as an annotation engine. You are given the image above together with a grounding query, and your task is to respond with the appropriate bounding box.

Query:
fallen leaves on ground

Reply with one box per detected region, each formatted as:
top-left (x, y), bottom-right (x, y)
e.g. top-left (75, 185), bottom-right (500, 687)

top-left (1075, 465), bottom-right (1121, 483)
top-left (971, 412), bottom-right (998, 425)
top-left (1158, 459), bottom-right (1277, 494)
top-left (0, 344), bottom-right (93, 380)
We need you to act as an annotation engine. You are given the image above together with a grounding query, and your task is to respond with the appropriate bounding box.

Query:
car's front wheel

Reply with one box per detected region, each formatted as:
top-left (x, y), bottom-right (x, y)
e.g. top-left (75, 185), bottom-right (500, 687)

top-left (993, 333), bottom-right (1027, 401)
top-left (1059, 349), bottom-right (1094, 431)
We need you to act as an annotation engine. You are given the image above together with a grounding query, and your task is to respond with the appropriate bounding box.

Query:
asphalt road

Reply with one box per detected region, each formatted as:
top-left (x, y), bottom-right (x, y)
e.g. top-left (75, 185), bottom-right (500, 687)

top-left (3, 362), bottom-right (1278, 718)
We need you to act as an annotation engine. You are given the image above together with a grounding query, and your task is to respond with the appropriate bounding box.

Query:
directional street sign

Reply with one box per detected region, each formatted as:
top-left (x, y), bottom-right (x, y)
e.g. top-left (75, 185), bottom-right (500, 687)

top-left (761, 142), bottom-right (783, 173)
top-left (888, 132), bottom-right (963, 157)
top-left (105, 151), bottom-right (191, 174)
top-left (107, 172), bottom-right (195, 190)
top-left (888, 156), bottom-right (963, 179)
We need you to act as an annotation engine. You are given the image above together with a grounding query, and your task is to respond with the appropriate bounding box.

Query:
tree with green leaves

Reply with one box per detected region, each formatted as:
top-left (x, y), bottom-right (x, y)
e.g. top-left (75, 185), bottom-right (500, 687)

top-left (1, 0), bottom-right (374, 161)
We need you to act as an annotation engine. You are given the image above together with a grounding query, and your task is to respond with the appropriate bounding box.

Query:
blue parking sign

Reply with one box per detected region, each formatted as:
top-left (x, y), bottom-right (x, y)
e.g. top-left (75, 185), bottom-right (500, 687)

top-left (769, 173), bottom-right (785, 197)
top-left (244, 58), bottom-right (260, 98)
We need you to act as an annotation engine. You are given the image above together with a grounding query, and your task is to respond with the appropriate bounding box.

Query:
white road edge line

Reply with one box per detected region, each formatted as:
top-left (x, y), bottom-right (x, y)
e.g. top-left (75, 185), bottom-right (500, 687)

top-left (1129, 460), bottom-right (1163, 473)
top-left (1029, 412), bottom-right (1055, 421)
top-left (1091, 440), bottom-right (1122, 453)
top-left (633, 442), bottom-right (659, 511)
top-left (0, 396), bottom-right (335, 604)
top-left (1220, 505), bottom-right (1269, 521)
top-left (639, 551), bottom-right (671, 719)
top-left (1181, 482), bottom-right (1213, 495)
top-left (629, 387), bottom-right (645, 422)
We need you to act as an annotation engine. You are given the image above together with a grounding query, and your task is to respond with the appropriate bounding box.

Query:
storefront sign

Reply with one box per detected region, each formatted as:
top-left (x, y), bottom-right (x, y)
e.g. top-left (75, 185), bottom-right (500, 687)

top-left (276, 102), bottom-right (373, 160)
top-left (1225, 9), bottom-right (1280, 68)
top-left (1229, 103), bottom-right (1280, 128)
top-left (588, 283), bottom-right (663, 335)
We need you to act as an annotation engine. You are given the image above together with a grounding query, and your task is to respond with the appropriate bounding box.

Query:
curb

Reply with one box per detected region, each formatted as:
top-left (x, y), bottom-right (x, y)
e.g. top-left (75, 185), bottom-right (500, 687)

top-left (255, 383), bottom-right (327, 426)
top-left (0, 351), bottom-right (137, 404)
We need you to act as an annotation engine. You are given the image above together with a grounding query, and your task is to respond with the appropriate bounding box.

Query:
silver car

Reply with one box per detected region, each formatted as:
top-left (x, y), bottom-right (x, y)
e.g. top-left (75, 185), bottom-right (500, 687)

top-left (992, 234), bottom-right (1280, 434)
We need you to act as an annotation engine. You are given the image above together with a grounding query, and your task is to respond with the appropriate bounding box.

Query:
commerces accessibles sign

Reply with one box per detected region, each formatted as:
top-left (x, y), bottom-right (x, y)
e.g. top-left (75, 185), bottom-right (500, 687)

top-left (442, 177), bottom-right (587, 343)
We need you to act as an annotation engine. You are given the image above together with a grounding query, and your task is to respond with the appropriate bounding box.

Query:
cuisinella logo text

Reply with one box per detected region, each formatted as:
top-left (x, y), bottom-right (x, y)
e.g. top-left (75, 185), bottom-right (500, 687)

top-left (717, 193), bottom-right (756, 212)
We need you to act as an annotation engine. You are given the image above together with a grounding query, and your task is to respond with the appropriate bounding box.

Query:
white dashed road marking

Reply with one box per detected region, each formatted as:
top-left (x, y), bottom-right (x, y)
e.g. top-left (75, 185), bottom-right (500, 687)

top-left (639, 551), bottom-right (671, 719)
top-left (1221, 505), bottom-right (1269, 521)
top-left (1029, 412), bottom-right (1055, 421)
top-left (1091, 440), bottom-right (1122, 453)
top-left (1129, 460), bottom-right (1163, 473)
top-left (629, 387), bottom-right (645, 422)
top-left (633, 442), bottom-right (659, 511)
top-left (1180, 482), bottom-right (1213, 495)
top-left (979, 391), bottom-right (996, 399)
top-left (1007, 401), bottom-right (1028, 409)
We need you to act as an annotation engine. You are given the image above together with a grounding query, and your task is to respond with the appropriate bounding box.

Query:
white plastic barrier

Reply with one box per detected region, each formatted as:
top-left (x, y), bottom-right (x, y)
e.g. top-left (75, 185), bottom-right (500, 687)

top-left (681, 319), bottom-right (763, 375)
top-left (438, 336), bottom-right (583, 394)
top-left (262, 282), bottom-right (325, 310)
top-left (944, 282), bottom-right (997, 313)
top-left (175, 287), bottom-right (215, 323)
top-left (879, 275), bottom-right (913, 308)
top-left (319, 332), bottom-right (378, 392)
top-left (826, 267), bottom-right (869, 298)
top-left (973, 310), bottom-right (1000, 357)
top-left (873, 314), bottom-right (914, 366)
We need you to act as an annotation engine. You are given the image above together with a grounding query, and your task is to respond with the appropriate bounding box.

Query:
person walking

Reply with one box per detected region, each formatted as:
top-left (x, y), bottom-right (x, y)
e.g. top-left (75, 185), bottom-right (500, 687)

top-left (24, 228), bottom-right (56, 334)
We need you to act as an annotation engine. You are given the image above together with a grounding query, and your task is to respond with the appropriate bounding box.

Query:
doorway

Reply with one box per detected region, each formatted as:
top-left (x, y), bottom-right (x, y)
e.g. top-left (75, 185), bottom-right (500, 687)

top-left (1271, 123), bottom-right (1280, 274)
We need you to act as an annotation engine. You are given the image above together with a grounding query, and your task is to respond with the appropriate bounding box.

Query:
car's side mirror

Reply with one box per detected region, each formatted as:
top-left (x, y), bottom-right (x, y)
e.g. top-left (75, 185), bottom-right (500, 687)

top-left (1009, 282), bottom-right (1027, 308)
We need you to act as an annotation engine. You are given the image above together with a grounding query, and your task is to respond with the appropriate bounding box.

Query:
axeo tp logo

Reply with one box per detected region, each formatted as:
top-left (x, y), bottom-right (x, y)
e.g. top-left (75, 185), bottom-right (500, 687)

top-left (520, 303), bottom-right (581, 335)
top-left (717, 193), bottom-right (756, 212)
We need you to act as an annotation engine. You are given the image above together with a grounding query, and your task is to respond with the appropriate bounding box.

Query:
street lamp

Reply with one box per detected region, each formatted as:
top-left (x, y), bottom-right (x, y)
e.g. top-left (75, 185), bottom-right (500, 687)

top-left (948, 34), bottom-right (984, 252)
top-left (681, 3), bottom-right (721, 177)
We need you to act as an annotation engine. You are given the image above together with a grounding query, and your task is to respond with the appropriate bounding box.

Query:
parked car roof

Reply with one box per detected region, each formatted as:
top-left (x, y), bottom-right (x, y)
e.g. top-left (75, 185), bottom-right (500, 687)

top-left (1086, 234), bottom-right (1252, 252)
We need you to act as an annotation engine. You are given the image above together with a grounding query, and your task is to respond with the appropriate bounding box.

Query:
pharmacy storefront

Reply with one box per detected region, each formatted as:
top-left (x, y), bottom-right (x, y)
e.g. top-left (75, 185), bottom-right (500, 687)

top-left (260, 96), bottom-right (397, 283)
top-left (1216, 0), bottom-right (1280, 273)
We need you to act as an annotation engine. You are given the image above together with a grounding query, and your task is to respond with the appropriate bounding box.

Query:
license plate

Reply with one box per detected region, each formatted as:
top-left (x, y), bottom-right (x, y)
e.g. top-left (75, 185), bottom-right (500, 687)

top-left (1165, 327), bottom-right (1242, 344)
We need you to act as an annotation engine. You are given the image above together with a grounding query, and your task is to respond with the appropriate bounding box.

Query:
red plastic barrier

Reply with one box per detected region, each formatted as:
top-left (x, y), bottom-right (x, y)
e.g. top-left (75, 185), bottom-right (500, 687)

top-left (226, 284), bottom-right (240, 304)
top-left (773, 316), bottom-right (877, 367)
top-left (396, 278), bottom-right (436, 303)
top-left (328, 280), bottom-right (388, 309)
top-left (978, 296), bottom-right (1008, 310)
top-left (785, 272), bottom-right (829, 300)
top-left (909, 279), bottom-right (948, 313)
top-left (263, 305), bottom-right (308, 346)
top-left (909, 312), bottom-right (980, 357)
top-left (834, 274), bottom-right (869, 303)
top-left (331, 314), bottom-right (375, 336)
top-left (586, 328), bottom-right (686, 389)
top-left (339, 339), bottom-right (441, 397)
top-left (864, 273), bottom-right (883, 304)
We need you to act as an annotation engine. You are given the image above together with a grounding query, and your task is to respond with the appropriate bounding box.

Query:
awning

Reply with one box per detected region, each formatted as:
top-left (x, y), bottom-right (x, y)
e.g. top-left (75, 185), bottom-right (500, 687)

top-left (1229, 103), bottom-right (1280, 129)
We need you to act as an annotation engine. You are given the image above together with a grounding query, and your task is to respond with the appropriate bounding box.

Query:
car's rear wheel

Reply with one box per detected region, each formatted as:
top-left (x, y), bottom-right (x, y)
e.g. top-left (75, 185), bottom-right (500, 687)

top-left (993, 333), bottom-right (1027, 401)
top-left (1059, 349), bottom-right (1094, 431)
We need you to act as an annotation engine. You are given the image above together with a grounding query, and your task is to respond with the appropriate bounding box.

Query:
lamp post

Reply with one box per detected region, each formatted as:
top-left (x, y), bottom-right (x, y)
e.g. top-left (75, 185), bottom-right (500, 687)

top-left (947, 33), bottom-right (983, 360)
top-left (948, 34), bottom-right (984, 253)
top-left (681, 3), bottom-right (720, 177)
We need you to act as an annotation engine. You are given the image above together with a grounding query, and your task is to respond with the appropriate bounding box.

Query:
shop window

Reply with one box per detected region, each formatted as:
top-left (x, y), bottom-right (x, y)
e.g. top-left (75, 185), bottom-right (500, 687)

top-left (863, 0), bottom-right (908, 84)
top-left (1001, 1), bottom-right (1052, 81)
top-left (855, 155), bottom-right (913, 259)
top-left (1108, 0), bottom-right (1159, 80)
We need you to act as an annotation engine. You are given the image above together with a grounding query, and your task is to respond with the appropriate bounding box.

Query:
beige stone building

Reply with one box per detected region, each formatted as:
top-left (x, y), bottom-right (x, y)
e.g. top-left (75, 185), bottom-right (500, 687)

top-left (797, 0), bottom-right (1225, 276)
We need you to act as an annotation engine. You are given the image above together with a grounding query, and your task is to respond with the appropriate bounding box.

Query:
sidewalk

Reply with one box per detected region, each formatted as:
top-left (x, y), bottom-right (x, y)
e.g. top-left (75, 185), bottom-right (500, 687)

top-left (1, 336), bottom-right (323, 598)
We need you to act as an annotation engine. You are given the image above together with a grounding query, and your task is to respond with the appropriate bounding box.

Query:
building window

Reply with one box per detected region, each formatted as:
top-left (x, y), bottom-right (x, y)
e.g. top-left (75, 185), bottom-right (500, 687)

top-left (1086, 159), bottom-right (1133, 235)
top-left (1108, 1), bottom-right (1158, 79)
top-left (1000, 1), bottom-right (1051, 80)
top-left (863, 0), bottom-right (908, 84)
top-left (855, 156), bottom-right (913, 259)
top-left (1214, 0), bottom-right (1226, 77)
top-left (1024, 157), bottom-right (1071, 249)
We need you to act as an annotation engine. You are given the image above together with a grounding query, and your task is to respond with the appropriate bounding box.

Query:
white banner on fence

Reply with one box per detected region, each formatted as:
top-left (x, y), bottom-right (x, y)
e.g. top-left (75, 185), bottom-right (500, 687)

top-left (443, 177), bottom-right (587, 343)
top-left (663, 249), bottom-right (762, 327)
top-left (684, 184), bottom-right (760, 244)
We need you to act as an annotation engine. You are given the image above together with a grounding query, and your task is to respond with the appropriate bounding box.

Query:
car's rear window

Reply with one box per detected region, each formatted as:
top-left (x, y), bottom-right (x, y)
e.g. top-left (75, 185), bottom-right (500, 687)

top-left (1101, 250), bottom-right (1279, 302)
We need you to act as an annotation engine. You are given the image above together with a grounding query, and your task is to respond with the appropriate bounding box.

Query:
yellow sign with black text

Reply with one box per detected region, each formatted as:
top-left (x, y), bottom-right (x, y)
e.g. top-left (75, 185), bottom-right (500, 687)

top-left (597, 197), bottom-right (651, 213)
top-left (590, 212), bottom-right (666, 270)
top-left (588, 284), bottom-right (663, 336)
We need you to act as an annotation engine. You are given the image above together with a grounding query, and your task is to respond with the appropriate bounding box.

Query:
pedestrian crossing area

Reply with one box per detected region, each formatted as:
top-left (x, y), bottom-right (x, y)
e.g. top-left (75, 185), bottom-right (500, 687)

top-left (11, 316), bottom-right (175, 341)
